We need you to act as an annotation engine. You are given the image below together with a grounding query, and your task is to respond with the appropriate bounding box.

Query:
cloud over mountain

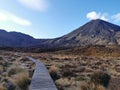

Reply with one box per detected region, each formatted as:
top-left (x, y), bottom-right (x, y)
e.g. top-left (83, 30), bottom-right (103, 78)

top-left (86, 11), bottom-right (108, 21)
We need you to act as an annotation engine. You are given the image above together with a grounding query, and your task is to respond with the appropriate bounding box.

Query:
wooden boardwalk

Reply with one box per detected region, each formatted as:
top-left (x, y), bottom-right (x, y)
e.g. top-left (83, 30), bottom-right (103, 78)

top-left (26, 56), bottom-right (57, 90)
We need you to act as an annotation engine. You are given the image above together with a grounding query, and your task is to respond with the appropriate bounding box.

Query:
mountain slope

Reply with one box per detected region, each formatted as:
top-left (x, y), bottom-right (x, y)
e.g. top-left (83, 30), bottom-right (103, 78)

top-left (0, 30), bottom-right (46, 47)
top-left (42, 19), bottom-right (120, 47)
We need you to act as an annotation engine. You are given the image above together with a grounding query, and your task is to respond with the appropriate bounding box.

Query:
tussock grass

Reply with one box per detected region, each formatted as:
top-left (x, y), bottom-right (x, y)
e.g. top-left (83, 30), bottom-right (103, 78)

top-left (80, 81), bottom-right (89, 90)
top-left (49, 65), bottom-right (60, 81)
top-left (0, 85), bottom-right (6, 90)
top-left (96, 85), bottom-right (106, 90)
top-left (15, 72), bottom-right (30, 90)
top-left (7, 65), bottom-right (25, 77)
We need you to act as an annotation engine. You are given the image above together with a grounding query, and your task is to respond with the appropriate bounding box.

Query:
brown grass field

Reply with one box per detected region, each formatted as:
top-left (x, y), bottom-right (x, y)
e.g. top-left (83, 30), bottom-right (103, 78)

top-left (0, 45), bottom-right (120, 90)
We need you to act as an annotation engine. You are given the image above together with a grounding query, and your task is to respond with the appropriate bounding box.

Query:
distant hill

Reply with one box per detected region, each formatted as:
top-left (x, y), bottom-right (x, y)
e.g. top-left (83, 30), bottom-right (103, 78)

top-left (0, 30), bottom-right (46, 47)
top-left (1, 19), bottom-right (120, 48)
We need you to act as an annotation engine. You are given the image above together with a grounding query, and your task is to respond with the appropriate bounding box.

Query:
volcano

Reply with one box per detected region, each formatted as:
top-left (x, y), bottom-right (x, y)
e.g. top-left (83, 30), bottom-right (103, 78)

top-left (43, 19), bottom-right (120, 47)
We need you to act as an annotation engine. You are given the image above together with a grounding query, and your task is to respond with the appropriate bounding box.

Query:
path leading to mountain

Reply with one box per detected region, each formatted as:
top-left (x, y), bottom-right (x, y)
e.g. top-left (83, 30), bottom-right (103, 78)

top-left (26, 56), bottom-right (57, 90)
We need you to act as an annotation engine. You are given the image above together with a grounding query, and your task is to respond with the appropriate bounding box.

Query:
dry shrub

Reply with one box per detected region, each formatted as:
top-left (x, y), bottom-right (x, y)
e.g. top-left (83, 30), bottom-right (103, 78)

top-left (80, 81), bottom-right (89, 90)
top-left (49, 65), bottom-right (58, 73)
top-left (55, 78), bottom-right (71, 88)
top-left (2, 79), bottom-right (16, 90)
top-left (80, 81), bottom-right (106, 90)
top-left (96, 85), bottom-right (106, 90)
top-left (8, 66), bottom-right (25, 76)
top-left (0, 85), bottom-right (6, 90)
top-left (75, 76), bottom-right (86, 81)
top-left (15, 72), bottom-right (30, 90)
top-left (1, 76), bottom-right (9, 83)
top-left (62, 68), bottom-right (75, 77)
top-left (49, 65), bottom-right (60, 81)
top-left (90, 71), bottom-right (111, 87)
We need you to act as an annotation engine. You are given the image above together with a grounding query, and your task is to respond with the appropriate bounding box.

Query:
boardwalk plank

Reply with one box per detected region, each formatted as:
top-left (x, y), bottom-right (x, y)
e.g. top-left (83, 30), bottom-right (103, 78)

top-left (27, 57), bottom-right (57, 90)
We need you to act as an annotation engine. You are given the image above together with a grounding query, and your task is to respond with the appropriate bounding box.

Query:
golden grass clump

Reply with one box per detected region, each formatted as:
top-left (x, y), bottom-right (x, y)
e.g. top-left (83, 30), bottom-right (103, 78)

top-left (0, 85), bottom-right (6, 90)
top-left (49, 65), bottom-right (60, 81)
top-left (49, 65), bottom-right (58, 73)
top-left (80, 81), bottom-right (107, 90)
top-left (7, 65), bottom-right (25, 77)
top-left (96, 85), bottom-right (106, 90)
top-left (80, 81), bottom-right (89, 90)
top-left (15, 72), bottom-right (30, 90)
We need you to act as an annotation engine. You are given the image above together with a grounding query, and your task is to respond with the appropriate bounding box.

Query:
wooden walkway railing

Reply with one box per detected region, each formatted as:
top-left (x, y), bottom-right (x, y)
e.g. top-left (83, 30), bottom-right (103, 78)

top-left (26, 56), bottom-right (58, 90)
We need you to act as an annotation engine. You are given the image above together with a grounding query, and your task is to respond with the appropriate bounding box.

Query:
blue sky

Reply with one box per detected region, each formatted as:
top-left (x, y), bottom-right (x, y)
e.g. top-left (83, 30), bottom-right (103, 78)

top-left (0, 0), bottom-right (120, 38)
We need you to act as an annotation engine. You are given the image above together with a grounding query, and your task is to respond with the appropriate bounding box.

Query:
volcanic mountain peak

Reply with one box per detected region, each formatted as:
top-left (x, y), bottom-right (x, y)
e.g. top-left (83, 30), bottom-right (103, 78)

top-left (89, 19), bottom-right (110, 28)
top-left (89, 19), bottom-right (105, 24)
top-left (90, 19), bottom-right (107, 23)
top-left (80, 19), bottom-right (120, 32)
top-left (44, 19), bottom-right (120, 47)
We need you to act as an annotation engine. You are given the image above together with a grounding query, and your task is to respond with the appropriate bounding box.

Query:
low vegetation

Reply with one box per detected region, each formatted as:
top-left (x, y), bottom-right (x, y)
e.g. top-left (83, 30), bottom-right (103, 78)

top-left (15, 73), bottom-right (30, 90)
top-left (0, 45), bottom-right (120, 90)
top-left (25, 49), bottom-right (120, 90)
top-left (0, 51), bottom-right (35, 90)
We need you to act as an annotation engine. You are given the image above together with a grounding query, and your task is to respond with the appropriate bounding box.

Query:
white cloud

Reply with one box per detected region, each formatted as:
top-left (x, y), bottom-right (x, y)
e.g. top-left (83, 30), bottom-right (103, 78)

top-left (0, 13), bottom-right (8, 21)
top-left (12, 16), bottom-right (31, 26)
top-left (86, 11), bottom-right (100, 20)
top-left (112, 13), bottom-right (120, 22)
top-left (18, 0), bottom-right (48, 11)
top-left (0, 10), bottom-right (32, 26)
top-left (86, 11), bottom-right (108, 21)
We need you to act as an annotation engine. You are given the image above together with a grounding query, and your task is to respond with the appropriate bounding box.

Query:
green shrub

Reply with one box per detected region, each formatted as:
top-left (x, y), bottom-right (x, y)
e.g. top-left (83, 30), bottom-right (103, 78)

top-left (75, 76), bottom-right (86, 81)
